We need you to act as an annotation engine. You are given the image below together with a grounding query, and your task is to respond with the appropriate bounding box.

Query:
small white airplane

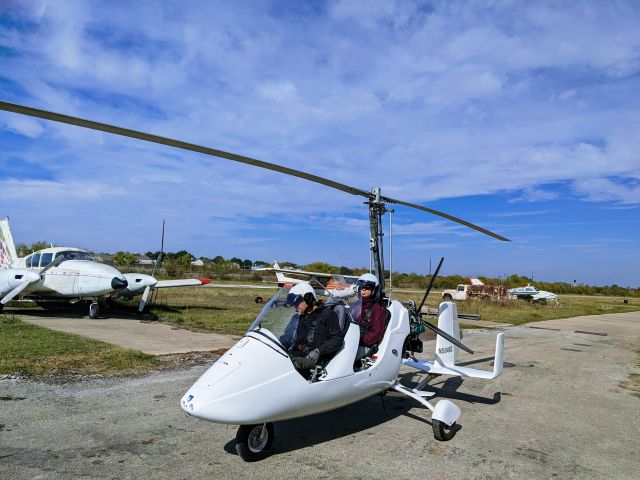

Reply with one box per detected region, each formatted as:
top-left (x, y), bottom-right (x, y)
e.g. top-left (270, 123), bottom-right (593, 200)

top-left (1, 217), bottom-right (129, 318)
top-left (0, 217), bottom-right (211, 316)
top-left (257, 262), bottom-right (359, 299)
top-left (508, 285), bottom-right (558, 305)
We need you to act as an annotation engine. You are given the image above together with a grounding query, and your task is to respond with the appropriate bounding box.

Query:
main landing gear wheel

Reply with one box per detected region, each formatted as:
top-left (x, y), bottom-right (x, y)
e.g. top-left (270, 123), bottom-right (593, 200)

top-left (432, 419), bottom-right (457, 441)
top-left (443, 293), bottom-right (453, 301)
top-left (235, 423), bottom-right (274, 462)
top-left (254, 296), bottom-right (263, 304)
top-left (89, 302), bottom-right (100, 319)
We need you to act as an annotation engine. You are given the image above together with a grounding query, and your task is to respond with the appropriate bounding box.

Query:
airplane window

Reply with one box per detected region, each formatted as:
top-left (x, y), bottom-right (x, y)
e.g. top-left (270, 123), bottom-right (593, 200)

top-left (25, 255), bottom-right (32, 267)
top-left (55, 250), bottom-right (95, 261)
top-left (31, 253), bottom-right (41, 268)
top-left (40, 252), bottom-right (53, 267)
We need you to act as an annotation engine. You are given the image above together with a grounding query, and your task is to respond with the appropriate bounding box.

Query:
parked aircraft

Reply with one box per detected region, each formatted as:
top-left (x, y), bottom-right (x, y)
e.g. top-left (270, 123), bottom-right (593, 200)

top-left (255, 262), bottom-right (359, 301)
top-left (508, 285), bottom-right (558, 304)
top-left (0, 217), bottom-right (211, 316)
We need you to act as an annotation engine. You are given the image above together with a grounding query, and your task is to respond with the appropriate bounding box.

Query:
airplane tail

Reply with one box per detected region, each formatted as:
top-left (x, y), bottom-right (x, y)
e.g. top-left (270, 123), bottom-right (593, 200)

top-left (0, 217), bottom-right (18, 267)
top-left (436, 300), bottom-right (505, 379)
top-left (435, 302), bottom-right (461, 366)
top-left (273, 261), bottom-right (287, 284)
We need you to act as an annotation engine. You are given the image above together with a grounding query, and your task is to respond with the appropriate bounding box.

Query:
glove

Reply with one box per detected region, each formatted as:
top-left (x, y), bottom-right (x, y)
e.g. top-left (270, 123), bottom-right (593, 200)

top-left (307, 349), bottom-right (320, 363)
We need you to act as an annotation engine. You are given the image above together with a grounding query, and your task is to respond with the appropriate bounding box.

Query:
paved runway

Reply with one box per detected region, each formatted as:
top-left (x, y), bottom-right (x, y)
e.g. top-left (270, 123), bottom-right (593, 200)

top-left (1, 312), bottom-right (639, 479)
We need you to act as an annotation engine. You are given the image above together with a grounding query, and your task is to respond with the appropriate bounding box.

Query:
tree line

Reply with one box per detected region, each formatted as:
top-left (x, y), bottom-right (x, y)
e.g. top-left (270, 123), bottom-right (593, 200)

top-left (13, 241), bottom-right (639, 296)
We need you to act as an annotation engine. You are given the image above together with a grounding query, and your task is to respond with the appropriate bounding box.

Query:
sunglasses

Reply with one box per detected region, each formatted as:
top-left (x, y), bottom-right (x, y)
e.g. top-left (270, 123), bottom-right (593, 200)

top-left (361, 285), bottom-right (374, 290)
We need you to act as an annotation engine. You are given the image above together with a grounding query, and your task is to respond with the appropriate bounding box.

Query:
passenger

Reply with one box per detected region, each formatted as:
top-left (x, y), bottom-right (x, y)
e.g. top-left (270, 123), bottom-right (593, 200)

top-left (350, 273), bottom-right (386, 359)
top-left (288, 282), bottom-right (344, 376)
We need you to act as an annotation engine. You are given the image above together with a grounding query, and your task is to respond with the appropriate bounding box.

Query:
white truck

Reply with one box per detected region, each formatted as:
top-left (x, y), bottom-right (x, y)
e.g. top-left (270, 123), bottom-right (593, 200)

top-left (442, 283), bottom-right (508, 302)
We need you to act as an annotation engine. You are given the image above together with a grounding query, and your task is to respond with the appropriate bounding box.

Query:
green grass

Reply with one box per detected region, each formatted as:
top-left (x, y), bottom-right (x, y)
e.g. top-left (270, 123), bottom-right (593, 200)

top-left (0, 314), bottom-right (158, 376)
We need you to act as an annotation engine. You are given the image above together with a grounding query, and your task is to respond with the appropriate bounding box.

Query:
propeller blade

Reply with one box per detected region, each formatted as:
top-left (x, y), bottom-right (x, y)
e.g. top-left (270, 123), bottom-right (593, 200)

top-left (423, 320), bottom-right (474, 355)
top-left (151, 219), bottom-right (165, 278)
top-left (40, 255), bottom-right (64, 275)
top-left (418, 256), bottom-right (444, 312)
top-left (138, 285), bottom-right (152, 312)
top-left (0, 101), bottom-right (509, 241)
top-left (1, 281), bottom-right (32, 304)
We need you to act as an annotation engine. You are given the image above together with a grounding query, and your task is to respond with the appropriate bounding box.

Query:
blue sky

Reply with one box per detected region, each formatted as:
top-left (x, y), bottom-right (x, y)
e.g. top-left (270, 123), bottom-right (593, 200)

top-left (0, 0), bottom-right (639, 287)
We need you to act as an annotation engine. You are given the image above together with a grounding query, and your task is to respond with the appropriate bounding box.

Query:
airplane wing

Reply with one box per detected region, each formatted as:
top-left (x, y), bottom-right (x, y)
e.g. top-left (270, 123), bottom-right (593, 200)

top-left (154, 278), bottom-right (212, 288)
top-left (260, 264), bottom-right (359, 281)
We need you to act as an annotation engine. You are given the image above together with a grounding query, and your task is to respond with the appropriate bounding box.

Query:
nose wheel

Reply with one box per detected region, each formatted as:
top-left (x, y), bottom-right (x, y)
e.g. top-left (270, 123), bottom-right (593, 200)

top-left (89, 302), bottom-right (100, 319)
top-left (235, 422), bottom-right (274, 462)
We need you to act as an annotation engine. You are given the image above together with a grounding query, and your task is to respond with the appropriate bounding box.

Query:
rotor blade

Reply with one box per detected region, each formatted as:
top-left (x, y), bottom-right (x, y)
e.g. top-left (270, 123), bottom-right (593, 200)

top-left (381, 195), bottom-right (510, 242)
top-left (1, 281), bottom-right (32, 304)
top-left (0, 101), bottom-right (508, 241)
top-left (418, 256), bottom-right (444, 312)
top-left (138, 285), bottom-right (152, 312)
top-left (423, 321), bottom-right (474, 355)
top-left (0, 101), bottom-right (370, 199)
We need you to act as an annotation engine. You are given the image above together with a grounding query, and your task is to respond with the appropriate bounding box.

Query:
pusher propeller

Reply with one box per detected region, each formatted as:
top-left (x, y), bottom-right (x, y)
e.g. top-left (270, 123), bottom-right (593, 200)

top-left (0, 101), bottom-right (509, 242)
top-left (415, 256), bottom-right (474, 355)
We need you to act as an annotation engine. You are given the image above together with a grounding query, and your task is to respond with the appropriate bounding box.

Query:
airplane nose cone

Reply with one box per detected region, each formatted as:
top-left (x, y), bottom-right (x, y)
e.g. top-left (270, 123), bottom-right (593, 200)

top-left (111, 277), bottom-right (128, 290)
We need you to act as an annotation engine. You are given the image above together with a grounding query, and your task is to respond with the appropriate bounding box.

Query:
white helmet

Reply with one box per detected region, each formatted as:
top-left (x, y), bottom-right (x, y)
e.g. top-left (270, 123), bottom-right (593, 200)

top-left (357, 273), bottom-right (379, 295)
top-left (285, 281), bottom-right (316, 307)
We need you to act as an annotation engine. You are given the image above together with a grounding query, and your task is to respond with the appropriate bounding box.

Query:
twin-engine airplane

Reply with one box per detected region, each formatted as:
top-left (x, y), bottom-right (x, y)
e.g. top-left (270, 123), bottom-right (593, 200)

top-left (254, 262), bottom-right (359, 301)
top-left (0, 100), bottom-right (509, 462)
top-left (0, 217), bottom-right (210, 317)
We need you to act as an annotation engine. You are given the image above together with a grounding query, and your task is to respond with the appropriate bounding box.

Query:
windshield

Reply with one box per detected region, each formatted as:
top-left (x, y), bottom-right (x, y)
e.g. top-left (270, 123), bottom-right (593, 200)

top-left (248, 287), bottom-right (334, 350)
top-left (55, 250), bottom-right (95, 261)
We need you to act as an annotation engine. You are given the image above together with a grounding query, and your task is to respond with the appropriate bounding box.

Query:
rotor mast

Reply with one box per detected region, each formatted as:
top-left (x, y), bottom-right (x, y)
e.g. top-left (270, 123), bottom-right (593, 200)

top-left (368, 187), bottom-right (387, 299)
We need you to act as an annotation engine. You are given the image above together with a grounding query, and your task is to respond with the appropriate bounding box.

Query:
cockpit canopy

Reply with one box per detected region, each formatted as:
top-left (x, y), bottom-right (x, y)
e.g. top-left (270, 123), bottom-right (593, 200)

top-left (248, 287), bottom-right (336, 350)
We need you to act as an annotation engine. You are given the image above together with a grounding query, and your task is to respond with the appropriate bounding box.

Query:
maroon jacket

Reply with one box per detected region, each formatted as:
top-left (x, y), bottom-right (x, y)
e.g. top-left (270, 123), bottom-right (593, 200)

top-left (353, 297), bottom-right (387, 347)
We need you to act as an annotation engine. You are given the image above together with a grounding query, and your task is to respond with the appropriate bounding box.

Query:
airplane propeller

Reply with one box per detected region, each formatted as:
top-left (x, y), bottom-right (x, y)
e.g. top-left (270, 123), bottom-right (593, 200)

top-left (0, 101), bottom-right (509, 242)
top-left (0, 271), bottom-right (41, 305)
top-left (139, 219), bottom-right (165, 312)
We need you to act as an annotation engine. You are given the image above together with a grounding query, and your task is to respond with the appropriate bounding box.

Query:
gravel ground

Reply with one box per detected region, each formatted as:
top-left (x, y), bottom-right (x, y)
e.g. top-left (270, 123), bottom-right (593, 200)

top-left (1, 312), bottom-right (639, 480)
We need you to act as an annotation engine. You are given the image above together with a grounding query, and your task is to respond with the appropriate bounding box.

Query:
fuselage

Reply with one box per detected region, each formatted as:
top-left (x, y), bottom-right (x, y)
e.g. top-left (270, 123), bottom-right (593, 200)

top-left (9, 247), bottom-right (128, 298)
top-left (180, 299), bottom-right (409, 424)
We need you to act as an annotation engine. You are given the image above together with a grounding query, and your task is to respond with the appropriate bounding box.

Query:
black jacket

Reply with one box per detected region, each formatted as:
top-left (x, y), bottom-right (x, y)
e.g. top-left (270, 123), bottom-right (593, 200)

top-left (292, 304), bottom-right (343, 357)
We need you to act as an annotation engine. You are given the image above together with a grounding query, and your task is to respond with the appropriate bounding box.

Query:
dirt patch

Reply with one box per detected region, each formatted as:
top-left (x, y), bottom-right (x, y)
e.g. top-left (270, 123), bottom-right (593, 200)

top-left (2, 351), bottom-right (221, 385)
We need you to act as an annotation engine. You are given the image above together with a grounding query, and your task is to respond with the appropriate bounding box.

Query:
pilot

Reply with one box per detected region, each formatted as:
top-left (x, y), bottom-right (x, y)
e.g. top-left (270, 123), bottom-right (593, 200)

top-left (350, 273), bottom-right (386, 359)
top-left (287, 282), bottom-right (344, 376)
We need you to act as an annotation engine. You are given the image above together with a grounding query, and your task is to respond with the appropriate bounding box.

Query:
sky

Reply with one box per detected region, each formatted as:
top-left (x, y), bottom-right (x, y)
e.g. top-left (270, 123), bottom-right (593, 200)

top-left (0, 0), bottom-right (639, 287)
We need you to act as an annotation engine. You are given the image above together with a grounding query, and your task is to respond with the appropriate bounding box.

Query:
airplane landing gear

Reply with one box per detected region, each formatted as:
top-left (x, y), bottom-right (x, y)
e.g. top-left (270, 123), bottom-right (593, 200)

top-left (89, 302), bottom-right (100, 319)
top-left (235, 422), bottom-right (274, 462)
top-left (432, 419), bottom-right (458, 441)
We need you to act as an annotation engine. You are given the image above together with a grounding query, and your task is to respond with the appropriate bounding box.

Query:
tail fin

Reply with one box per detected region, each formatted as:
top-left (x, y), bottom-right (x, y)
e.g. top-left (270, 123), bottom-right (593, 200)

top-left (272, 261), bottom-right (287, 285)
top-left (491, 333), bottom-right (505, 378)
top-left (0, 217), bottom-right (18, 267)
top-left (435, 301), bottom-right (460, 366)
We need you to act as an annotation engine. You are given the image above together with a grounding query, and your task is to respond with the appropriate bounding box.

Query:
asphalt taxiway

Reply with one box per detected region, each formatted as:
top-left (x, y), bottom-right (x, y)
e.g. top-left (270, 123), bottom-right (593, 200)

top-left (1, 312), bottom-right (638, 479)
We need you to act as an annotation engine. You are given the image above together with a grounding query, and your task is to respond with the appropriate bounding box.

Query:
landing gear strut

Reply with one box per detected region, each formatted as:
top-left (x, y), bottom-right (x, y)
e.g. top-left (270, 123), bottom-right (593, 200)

top-left (235, 422), bottom-right (274, 461)
top-left (89, 302), bottom-right (100, 319)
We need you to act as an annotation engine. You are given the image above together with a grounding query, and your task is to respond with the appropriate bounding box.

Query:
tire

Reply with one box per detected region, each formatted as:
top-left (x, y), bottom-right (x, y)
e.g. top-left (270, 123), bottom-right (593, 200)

top-left (443, 294), bottom-right (453, 301)
top-left (89, 302), bottom-right (100, 319)
top-left (235, 423), bottom-right (274, 462)
top-left (432, 419), bottom-right (457, 441)
top-left (255, 296), bottom-right (263, 304)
